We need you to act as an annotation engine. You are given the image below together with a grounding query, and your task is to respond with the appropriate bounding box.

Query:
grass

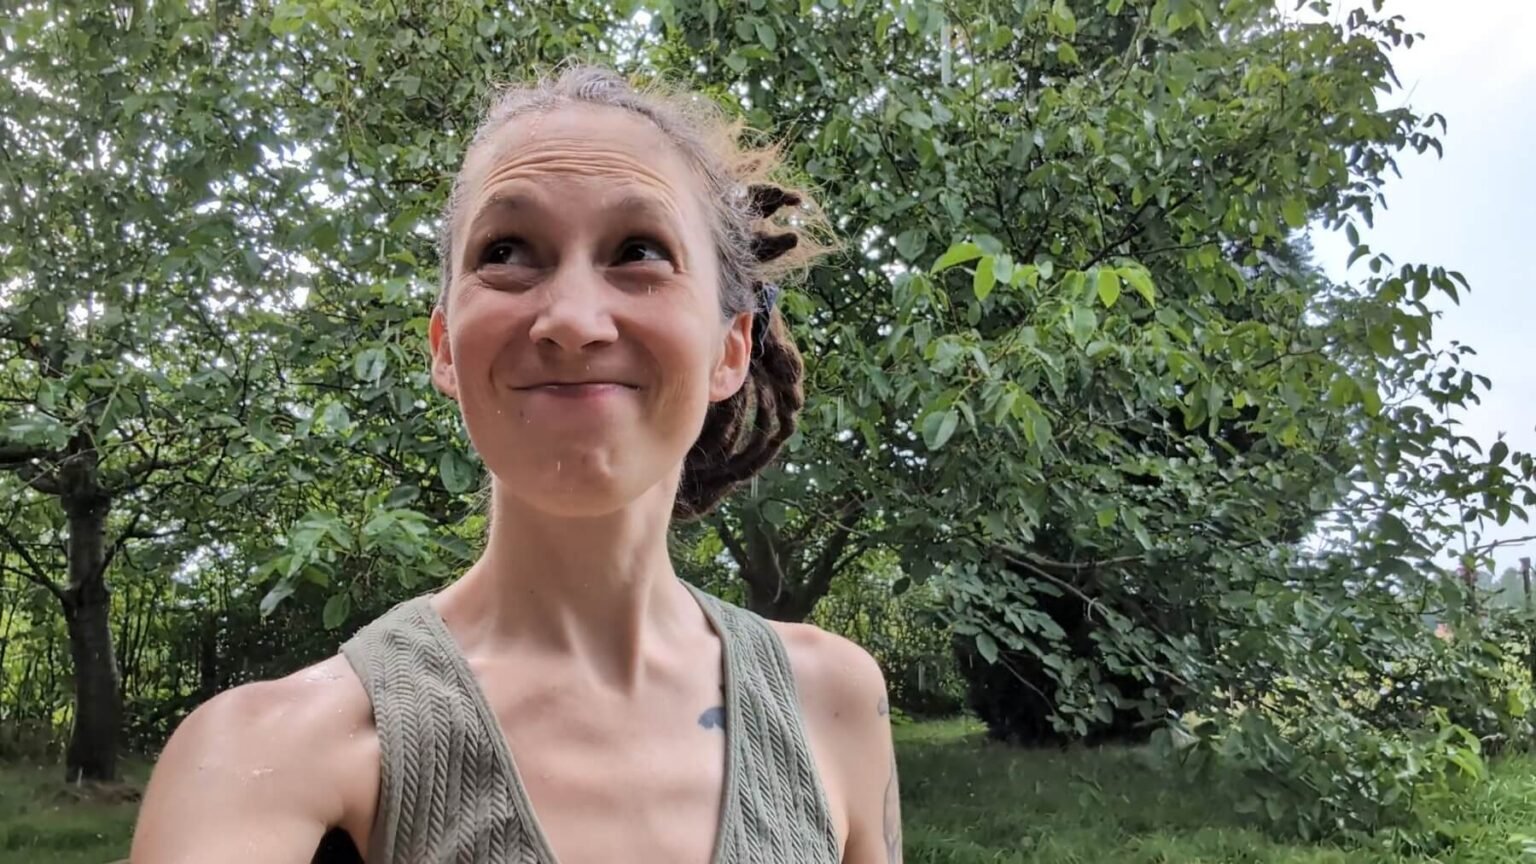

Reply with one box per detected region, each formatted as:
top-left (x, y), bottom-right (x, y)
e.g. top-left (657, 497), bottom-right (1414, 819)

top-left (0, 760), bottom-right (143, 864)
top-left (896, 718), bottom-right (1536, 863)
top-left (5, 721), bottom-right (1536, 863)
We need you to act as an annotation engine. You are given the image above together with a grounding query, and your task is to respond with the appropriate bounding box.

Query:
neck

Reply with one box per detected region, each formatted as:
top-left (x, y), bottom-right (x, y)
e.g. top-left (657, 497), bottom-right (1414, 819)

top-left (435, 479), bottom-right (699, 688)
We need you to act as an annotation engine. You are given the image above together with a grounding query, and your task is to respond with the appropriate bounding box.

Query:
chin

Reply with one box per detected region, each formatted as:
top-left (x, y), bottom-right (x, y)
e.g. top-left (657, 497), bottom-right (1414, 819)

top-left (490, 451), bottom-right (664, 520)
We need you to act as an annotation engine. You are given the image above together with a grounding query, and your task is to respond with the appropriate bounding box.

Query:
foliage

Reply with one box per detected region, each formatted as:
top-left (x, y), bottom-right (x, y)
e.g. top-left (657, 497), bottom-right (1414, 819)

top-left (811, 553), bottom-right (967, 717)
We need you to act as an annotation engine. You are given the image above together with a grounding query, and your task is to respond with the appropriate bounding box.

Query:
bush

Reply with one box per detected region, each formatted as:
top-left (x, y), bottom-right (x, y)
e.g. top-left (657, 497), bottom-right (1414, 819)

top-left (944, 558), bottom-right (1192, 745)
top-left (1180, 570), bottom-right (1535, 847)
top-left (813, 561), bottom-right (967, 718)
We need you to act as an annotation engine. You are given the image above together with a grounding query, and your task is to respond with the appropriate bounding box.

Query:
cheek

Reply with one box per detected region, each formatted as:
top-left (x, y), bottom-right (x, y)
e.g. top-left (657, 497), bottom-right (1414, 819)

top-left (448, 293), bottom-right (526, 375)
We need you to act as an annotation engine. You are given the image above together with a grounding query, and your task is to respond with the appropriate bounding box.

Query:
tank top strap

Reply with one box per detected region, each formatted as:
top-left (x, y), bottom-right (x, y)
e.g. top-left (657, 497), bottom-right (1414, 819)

top-left (684, 583), bottom-right (842, 864)
top-left (340, 596), bottom-right (539, 864)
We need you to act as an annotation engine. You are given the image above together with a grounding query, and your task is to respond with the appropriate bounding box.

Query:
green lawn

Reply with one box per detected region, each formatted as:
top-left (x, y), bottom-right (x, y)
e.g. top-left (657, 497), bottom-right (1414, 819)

top-left (5, 720), bottom-right (1536, 863)
top-left (0, 760), bottom-right (142, 864)
top-left (896, 719), bottom-right (1536, 863)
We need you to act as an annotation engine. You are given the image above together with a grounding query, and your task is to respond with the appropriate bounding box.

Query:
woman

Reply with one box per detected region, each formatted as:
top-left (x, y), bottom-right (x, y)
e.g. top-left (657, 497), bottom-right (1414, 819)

top-left (131, 66), bottom-right (902, 864)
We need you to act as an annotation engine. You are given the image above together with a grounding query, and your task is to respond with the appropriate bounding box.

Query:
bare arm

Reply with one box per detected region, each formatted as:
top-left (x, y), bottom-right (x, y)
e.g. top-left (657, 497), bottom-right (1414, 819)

top-left (841, 684), bottom-right (901, 864)
top-left (131, 656), bottom-right (376, 864)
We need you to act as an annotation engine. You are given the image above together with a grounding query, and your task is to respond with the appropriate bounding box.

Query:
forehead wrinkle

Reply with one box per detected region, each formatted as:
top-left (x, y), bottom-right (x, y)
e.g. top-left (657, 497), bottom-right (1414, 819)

top-left (484, 133), bottom-right (681, 192)
top-left (463, 143), bottom-right (702, 237)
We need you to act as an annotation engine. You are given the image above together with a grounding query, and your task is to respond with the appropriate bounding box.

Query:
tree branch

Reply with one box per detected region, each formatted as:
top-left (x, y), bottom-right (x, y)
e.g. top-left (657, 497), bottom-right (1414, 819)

top-left (0, 444), bottom-right (52, 466)
top-left (0, 525), bottom-right (66, 606)
top-left (11, 459), bottom-right (63, 496)
top-left (711, 514), bottom-right (750, 574)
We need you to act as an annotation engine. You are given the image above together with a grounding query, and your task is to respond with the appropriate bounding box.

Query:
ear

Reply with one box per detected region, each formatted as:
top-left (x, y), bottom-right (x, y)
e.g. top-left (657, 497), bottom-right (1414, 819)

top-left (428, 306), bottom-right (460, 401)
top-left (709, 311), bottom-right (753, 402)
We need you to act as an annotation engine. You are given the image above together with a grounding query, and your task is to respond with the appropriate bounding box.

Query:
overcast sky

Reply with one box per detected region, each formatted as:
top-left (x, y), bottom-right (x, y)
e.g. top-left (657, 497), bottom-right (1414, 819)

top-left (1307, 0), bottom-right (1536, 572)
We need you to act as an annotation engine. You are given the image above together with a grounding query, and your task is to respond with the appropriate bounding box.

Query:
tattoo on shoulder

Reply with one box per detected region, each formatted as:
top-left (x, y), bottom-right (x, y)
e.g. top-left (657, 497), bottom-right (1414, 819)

top-left (697, 705), bottom-right (726, 731)
top-left (877, 694), bottom-right (890, 717)
top-left (883, 750), bottom-right (902, 863)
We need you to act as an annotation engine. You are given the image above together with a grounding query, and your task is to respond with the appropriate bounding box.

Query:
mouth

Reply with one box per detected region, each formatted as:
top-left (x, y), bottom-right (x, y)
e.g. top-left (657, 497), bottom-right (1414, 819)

top-left (514, 382), bottom-right (639, 397)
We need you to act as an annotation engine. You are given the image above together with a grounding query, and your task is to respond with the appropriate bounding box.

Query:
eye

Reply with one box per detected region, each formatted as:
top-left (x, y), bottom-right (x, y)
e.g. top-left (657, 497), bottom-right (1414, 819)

top-left (616, 238), bottom-right (672, 265)
top-left (479, 237), bottom-right (529, 267)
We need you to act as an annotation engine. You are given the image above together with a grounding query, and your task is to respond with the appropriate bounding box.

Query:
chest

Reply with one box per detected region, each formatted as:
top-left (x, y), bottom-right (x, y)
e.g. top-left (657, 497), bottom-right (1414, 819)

top-left (471, 657), bottom-right (730, 864)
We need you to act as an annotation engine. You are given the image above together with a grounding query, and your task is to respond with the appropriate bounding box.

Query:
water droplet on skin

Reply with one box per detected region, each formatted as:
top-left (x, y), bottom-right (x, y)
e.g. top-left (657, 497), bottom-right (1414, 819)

top-left (556, 461), bottom-right (562, 473)
top-left (250, 767), bottom-right (275, 779)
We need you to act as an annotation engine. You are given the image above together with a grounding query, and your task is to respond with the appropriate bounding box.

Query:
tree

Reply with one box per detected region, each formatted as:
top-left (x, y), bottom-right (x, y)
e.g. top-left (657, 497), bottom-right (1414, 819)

top-left (0, 3), bottom-right (304, 780)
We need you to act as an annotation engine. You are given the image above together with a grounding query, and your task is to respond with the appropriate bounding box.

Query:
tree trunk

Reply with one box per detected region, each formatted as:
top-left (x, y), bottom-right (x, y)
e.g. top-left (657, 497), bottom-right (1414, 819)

top-left (61, 489), bottom-right (120, 783)
top-left (718, 499), bottom-right (866, 624)
top-left (198, 612), bottom-right (219, 701)
top-left (742, 579), bottom-right (816, 622)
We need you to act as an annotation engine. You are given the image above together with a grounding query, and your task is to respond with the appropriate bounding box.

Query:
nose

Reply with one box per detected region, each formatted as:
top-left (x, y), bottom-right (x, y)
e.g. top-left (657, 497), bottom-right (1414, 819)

top-left (526, 263), bottom-right (620, 353)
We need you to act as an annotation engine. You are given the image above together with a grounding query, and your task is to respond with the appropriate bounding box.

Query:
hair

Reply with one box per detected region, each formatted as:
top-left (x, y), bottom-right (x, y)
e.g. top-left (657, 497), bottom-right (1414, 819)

top-left (437, 64), bottom-right (833, 521)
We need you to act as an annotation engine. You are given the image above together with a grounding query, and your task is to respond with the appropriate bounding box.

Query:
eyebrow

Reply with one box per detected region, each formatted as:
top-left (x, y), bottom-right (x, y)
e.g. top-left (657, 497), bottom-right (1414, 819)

top-left (605, 192), bottom-right (683, 222)
top-left (465, 189), bottom-right (681, 235)
top-left (465, 191), bottom-right (536, 231)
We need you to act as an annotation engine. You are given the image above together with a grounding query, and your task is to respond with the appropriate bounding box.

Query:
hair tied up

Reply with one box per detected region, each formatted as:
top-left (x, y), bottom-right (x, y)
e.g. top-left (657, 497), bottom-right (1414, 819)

top-left (746, 183), bottom-right (802, 218)
top-left (751, 282), bottom-right (780, 361)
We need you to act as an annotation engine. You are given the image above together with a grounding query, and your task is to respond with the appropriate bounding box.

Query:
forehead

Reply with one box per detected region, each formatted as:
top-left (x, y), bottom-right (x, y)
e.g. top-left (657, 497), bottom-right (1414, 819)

top-left (459, 105), bottom-right (707, 222)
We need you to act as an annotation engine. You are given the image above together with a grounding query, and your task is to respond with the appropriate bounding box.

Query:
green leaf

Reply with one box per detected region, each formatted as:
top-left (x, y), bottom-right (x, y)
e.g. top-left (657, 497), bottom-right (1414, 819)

top-left (1366, 326), bottom-right (1394, 356)
top-left (1491, 440), bottom-right (1510, 465)
top-left (895, 228), bottom-right (926, 260)
top-left (1281, 197), bottom-right (1306, 229)
top-left (900, 109), bottom-right (933, 130)
top-left (1096, 268), bottom-right (1122, 307)
top-left (974, 256), bottom-right (997, 301)
top-left (1096, 507), bottom-right (1117, 528)
top-left (923, 408), bottom-right (961, 450)
top-left (975, 632), bottom-right (999, 664)
top-left (354, 347), bottom-right (388, 383)
top-left (933, 242), bottom-right (984, 272)
top-left (439, 450), bottom-right (476, 494)
top-left (318, 401), bottom-right (351, 432)
top-left (1378, 513), bottom-right (1409, 544)
top-left (1358, 382), bottom-right (1382, 417)
top-left (755, 20), bottom-right (777, 50)
top-left (259, 580), bottom-right (295, 618)
top-left (1070, 306), bottom-right (1098, 345)
top-left (1121, 266), bottom-right (1156, 304)
top-left (322, 592), bottom-right (351, 630)
top-left (1123, 508), bottom-right (1153, 550)
top-left (385, 484), bottom-right (421, 507)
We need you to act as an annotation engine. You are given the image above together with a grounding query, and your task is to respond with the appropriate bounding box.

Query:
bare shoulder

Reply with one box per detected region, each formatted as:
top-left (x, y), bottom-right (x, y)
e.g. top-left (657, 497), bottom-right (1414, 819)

top-left (769, 620), bottom-right (889, 723)
top-left (132, 654), bottom-right (378, 863)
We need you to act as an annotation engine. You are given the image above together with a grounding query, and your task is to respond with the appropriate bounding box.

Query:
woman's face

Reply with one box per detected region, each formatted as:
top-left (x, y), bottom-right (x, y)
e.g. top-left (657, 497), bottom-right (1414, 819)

top-left (429, 105), bottom-right (753, 519)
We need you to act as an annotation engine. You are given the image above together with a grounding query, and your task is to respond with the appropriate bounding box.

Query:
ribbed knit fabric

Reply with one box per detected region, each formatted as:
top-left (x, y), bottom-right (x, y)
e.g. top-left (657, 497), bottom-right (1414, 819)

top-left (338, 582), bottom-right (840, 864)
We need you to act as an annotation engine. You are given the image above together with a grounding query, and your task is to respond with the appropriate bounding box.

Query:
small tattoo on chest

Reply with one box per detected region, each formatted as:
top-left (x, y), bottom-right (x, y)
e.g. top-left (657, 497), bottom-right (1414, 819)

top-left (697, 705), bottom-right (727, 730)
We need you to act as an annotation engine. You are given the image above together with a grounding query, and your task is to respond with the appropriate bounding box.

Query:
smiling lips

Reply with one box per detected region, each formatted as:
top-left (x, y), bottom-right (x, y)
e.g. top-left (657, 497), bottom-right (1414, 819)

top-left (515, 382), bottom-right (638, 399)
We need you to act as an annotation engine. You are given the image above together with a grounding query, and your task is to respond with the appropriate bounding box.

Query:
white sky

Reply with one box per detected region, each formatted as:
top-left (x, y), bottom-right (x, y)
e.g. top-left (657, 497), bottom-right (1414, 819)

top-left (1309, 0), bottom-right (1536, 572)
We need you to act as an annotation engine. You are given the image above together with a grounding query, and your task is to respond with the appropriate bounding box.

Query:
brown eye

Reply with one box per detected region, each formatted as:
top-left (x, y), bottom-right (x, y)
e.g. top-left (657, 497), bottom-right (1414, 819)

top-left (480, 238), bottom-right (528, 267)
top-left (616, 238), bottom-right (670, 265)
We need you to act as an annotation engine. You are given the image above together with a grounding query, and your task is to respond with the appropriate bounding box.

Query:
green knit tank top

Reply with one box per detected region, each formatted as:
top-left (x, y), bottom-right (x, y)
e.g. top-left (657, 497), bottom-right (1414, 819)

top-left (338, 582), bottom-right (841, 864)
